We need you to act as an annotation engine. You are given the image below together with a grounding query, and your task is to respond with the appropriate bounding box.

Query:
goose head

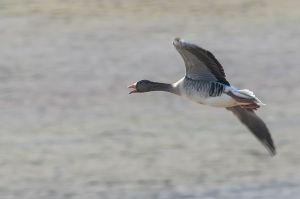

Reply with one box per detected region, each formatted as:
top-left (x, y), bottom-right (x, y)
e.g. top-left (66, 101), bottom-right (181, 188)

top-left (128, 80), bottom-right (153, 94)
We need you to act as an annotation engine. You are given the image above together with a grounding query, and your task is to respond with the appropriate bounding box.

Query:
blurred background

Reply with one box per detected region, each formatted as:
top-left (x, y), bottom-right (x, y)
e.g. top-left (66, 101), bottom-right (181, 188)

top-left (0, 0), bottom-right (299, 198)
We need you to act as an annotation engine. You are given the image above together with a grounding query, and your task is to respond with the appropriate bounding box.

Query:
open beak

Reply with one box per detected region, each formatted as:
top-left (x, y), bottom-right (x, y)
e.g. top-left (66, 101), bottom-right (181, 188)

top-left (128, 83), bottom-right (137, 94)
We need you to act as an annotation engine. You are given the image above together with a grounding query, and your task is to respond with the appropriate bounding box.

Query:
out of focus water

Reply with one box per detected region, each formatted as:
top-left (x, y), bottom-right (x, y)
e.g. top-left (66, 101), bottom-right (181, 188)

top-left (0, 1), bottom-right (300, 198)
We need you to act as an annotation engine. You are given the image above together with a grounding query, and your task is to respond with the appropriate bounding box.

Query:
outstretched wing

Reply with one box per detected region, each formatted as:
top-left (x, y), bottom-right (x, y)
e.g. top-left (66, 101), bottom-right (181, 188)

top-left (227, 106), bottom-right (276, 155)
top-left (173, 38), bottom-right (230, 85)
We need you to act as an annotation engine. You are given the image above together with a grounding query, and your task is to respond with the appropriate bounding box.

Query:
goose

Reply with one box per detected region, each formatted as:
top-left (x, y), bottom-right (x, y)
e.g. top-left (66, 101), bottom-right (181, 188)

top-left (128, 38), bottom-right (276, 155)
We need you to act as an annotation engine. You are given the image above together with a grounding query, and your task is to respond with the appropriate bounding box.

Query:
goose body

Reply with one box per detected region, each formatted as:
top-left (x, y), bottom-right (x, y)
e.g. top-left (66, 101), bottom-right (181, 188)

top-left (175, 77), bottom-right (237, 107)
top-left (129, 38), bottom-right (276, 155)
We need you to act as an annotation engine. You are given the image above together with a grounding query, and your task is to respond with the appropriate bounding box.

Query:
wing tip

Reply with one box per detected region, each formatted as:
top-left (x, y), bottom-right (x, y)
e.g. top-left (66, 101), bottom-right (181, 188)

top-left (227, 106), bottom-right (277, 156)
top-left (262, 139), bottom-right (276, 156)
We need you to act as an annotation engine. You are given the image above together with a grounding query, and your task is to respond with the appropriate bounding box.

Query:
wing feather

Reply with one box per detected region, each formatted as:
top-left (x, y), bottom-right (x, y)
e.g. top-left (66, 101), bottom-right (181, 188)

top-left (174, 38), bottom-right (230, 85)
top-left (227, 106), bottom-right (276, 155)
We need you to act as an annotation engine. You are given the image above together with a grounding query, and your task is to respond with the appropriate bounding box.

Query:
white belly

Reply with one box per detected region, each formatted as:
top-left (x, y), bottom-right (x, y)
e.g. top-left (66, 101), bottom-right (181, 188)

top-left (176, 79), bottom-right (237, 108)
top-left (202, 94), bottom-right (237, 107)
top-left (184, 92), bottom-right (237, 107)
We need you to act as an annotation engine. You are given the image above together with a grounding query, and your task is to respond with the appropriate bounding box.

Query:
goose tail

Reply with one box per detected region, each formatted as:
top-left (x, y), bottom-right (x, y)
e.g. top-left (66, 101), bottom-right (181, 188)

top-left (237, 89), bottom-right (265, 106)
top-left (226, 87), bottom-right (265, 110)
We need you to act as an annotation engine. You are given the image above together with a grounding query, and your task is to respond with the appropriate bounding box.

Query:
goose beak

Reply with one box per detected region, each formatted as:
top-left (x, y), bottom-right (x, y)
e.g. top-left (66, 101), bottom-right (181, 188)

top-left (128, 83), bottom-right (137, 94)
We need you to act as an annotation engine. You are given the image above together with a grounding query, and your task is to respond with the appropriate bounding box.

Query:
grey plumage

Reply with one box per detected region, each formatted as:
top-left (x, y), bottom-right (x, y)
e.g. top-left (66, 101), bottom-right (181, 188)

top-left (226, 106), bottom-right (276, 155)
top-left (174, 38), bottom-right (230, 85)
top-left (183, 76), bottom-right (225, 97)
top-left (208, 81), bottom-right (225, 97)
top-left (174, 38), bottom-right (276, 155)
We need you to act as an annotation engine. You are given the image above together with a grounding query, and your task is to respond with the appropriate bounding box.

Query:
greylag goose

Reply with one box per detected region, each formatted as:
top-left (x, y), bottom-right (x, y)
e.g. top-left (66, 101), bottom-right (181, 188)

top-left (128, 38), bottom-right (276, 155)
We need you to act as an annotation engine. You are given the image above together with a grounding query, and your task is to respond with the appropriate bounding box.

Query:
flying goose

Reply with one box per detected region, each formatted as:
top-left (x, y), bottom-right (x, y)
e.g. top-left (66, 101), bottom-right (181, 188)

top-left (128, 38), bottom-right (276, 155)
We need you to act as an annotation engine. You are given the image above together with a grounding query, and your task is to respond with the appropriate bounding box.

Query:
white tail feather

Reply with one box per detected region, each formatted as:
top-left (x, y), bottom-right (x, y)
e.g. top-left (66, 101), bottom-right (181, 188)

top-left (239, 89), bottom-right (254, 97)
top-left (230, 88), bottom-right (266, 106)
